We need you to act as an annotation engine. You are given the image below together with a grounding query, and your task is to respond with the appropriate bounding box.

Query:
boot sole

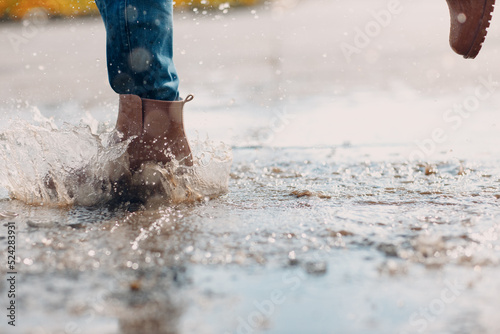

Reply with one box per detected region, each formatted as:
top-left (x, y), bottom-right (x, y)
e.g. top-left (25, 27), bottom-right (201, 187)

top-left (465, 0), bottom-right (496, 59)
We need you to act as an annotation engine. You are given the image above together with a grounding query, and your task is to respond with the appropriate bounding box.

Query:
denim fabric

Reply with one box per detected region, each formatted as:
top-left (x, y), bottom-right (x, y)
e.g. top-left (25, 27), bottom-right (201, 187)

top-left (94, 0), bottom-right (179, 101)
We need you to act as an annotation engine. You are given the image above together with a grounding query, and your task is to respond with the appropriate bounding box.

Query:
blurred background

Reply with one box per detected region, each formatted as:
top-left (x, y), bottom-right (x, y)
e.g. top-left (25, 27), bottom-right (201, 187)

top-left (1, 0), bottom-right (499, 156)
top-left (0, 0), bottom-right (261, 19)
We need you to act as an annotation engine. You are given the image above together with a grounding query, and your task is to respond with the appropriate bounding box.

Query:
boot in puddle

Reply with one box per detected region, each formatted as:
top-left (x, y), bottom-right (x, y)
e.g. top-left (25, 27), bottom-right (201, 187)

top-left (116, 94), bottom-right (194, 171)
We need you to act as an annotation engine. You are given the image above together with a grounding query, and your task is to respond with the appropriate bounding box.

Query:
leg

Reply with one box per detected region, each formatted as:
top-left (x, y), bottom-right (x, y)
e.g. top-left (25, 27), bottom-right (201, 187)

top-left (445, 0), bottom-right (495, 59)
top-left (95, 0), bottom-right (192, 170)
top-left (95, 0), bottom-right (179, 100)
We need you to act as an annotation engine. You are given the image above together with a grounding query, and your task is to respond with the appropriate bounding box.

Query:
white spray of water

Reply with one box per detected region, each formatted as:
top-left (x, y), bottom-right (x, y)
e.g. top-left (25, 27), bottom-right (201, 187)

top-left (0, 120), bottom-right (232, 207)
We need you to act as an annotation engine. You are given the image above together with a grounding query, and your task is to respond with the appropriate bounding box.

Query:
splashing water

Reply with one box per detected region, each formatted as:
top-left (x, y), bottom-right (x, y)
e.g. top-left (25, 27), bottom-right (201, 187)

top-left (0, 121), bottom-right (232, 207)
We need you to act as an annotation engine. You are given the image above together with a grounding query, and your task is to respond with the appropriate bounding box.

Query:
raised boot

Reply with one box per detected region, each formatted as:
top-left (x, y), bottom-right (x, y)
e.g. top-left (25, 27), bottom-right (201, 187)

top-left (445, 0), bottom-right (496, 58)
top-left (116, 94), bottom-right (194, 171)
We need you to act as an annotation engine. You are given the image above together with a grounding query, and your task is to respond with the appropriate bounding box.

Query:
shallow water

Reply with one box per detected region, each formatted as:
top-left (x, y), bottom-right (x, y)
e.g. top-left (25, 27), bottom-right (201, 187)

top-left (2, 0), bottom-right (500, 333)
top-left (2, 144), bottom-right (500, 333)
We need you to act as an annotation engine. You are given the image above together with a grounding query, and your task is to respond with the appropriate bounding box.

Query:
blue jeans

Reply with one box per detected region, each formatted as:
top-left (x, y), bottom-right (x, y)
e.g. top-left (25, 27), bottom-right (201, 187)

top-left (94, 0), bottom-right (179, 101)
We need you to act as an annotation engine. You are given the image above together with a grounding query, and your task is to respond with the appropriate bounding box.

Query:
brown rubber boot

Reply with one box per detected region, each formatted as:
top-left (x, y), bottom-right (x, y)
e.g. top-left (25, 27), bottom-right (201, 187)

top-left (116, 94), bottom-right (194, 171)
top-left (446, 0), bottom-right (496, 58)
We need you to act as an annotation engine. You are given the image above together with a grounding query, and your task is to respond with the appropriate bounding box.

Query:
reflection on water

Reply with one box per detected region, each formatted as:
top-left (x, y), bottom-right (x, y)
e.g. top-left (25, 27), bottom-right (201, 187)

top-left (1, 140), bottom-right (500, 333)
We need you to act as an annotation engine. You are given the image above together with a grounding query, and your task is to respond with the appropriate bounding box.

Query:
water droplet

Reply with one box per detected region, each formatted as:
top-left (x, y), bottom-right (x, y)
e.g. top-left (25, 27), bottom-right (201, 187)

top-left (457, 13), bottom-right (467, 24)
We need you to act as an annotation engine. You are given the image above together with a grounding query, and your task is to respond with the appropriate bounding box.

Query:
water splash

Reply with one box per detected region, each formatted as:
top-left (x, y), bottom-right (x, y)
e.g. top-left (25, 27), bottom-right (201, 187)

top-left (0, 121), bottom-right (232, 207)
